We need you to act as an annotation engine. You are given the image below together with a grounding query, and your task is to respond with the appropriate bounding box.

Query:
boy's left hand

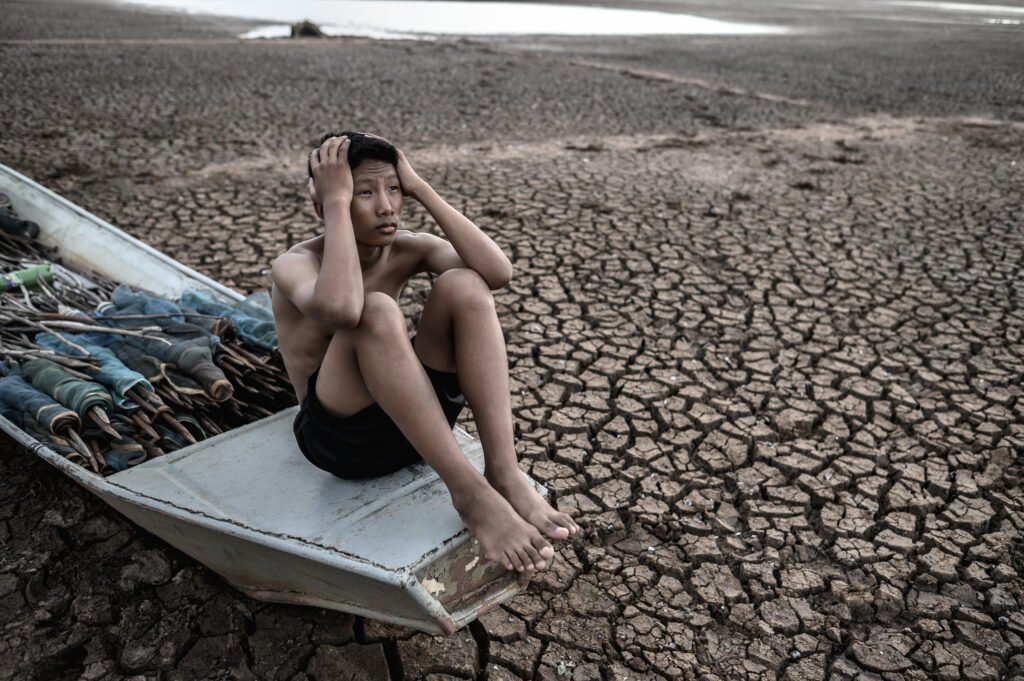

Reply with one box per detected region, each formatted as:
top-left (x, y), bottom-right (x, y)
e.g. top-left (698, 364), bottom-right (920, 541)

top-left (395, 149), bottom-right (427, 200)
top-left (359, 132), bottom-right (427, 199)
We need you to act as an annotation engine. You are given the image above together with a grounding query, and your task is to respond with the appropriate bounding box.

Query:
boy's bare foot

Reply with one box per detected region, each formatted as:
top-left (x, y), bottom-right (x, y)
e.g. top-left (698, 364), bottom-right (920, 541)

top-left (454, 483), bottom-right (555, 572)
top-left (488, 469), bottom-right (579, 541)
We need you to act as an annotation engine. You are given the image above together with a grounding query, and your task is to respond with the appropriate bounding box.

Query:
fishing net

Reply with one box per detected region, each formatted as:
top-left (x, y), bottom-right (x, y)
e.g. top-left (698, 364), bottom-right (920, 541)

top-left (180, 290), bottom-right (278, 350)
top-left (35, 332), bottom-right (154, 409)
top-left (105, 438), bottom-right (148, 471)
top-left (0, 371), bottom-right (81, 434)
top-left (129, 334), bottom-right (233, 401)
top-left (107, 342), bottom-right (164, 383)
top-left (84, 414), bottom-right (147, 472)
top-left (110, 285), bottom-right (186, 320)
top-left (97, 288), bottom-right (233, 401)
top-left (22, 358), bottom-right (114, 417)
top-left (0, 403), bottom-right (89, 468)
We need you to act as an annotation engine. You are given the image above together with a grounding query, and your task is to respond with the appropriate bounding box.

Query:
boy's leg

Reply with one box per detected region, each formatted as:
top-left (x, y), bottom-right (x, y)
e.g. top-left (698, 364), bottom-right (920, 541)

top-left (414, 269), bottom-right (579, 540)
top-left (315, 291), bottom-right (552, 571)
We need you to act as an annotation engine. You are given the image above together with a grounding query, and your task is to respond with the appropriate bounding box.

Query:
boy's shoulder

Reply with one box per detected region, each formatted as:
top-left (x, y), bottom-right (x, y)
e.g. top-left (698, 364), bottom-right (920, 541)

top-left (385, 230), bottom-right (451, 279)
top-left (274, 235), bottom-right (323, 263)
top-left (393, 229), bottom-right (448, 254)
top-left (387, 229), bottom-right (431, 270)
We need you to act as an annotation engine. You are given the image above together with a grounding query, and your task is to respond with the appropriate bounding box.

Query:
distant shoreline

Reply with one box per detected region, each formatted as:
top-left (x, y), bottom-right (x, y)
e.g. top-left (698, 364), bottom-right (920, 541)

top-left (110, 0), bottom-right (792, 40)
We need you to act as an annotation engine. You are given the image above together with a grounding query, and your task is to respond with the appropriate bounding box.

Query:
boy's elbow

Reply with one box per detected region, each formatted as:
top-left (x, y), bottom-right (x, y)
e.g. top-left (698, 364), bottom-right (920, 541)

top-left (314, 298), bottom-right (363, 330)
top-left (327, 310), bottom-right (361, 330)
top-left (488, 264), bottom-right (513, 290)
top-left (269, 257), bottom-right (287, 287)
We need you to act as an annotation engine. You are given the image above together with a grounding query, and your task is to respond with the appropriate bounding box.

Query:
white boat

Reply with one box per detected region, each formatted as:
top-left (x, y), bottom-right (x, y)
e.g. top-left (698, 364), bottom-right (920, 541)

top-left (0, 163), bottom-right (535, 636)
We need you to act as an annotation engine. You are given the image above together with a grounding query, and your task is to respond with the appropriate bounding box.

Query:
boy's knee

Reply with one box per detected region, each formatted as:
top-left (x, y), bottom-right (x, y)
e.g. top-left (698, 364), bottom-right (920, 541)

top-left (434, 268), bottom-right (493, 307)
top-left (358, 292), bottom-right (405, 335)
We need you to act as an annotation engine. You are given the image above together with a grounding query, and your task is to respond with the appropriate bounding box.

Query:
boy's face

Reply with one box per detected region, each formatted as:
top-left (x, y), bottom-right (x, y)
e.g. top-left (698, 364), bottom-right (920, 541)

top-left (308, 157), bottom-right (402, 246)
top-left (348, 159), bottom-right (403, 245)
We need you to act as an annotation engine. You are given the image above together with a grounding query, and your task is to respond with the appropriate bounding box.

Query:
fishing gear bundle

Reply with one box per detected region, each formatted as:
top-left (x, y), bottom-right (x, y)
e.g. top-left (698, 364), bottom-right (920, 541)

top-left (0, 203), bottom-right (296, 476)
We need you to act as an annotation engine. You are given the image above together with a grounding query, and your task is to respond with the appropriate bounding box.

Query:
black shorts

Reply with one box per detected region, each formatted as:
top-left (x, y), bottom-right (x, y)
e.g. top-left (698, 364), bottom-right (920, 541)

top-left (292, 337), bottom-right (465, 480)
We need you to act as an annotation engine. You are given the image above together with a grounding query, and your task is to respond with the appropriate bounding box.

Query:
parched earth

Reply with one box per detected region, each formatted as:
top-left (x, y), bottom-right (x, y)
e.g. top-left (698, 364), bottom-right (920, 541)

top-left (1, 1), bottom-right (1022, 679)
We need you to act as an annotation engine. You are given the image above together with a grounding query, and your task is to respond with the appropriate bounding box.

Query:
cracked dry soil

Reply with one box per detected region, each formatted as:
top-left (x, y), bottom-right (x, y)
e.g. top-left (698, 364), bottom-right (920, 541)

top-left (1, 1), bottom-right (1022, 679)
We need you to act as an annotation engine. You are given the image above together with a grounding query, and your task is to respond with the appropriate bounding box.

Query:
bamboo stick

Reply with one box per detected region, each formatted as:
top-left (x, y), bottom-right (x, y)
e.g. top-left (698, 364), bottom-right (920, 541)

top-left (158, 413), bottom-right (198, 445)
top-left (87, 407), bottom-right (121, 439)
top-left (130, 412), bottom-right (161, 441)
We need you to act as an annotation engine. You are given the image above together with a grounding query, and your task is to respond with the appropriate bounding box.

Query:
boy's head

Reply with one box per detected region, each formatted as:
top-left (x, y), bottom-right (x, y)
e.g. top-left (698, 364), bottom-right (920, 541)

top-left (307, 131), bottom-right (404, 246)
top-left (306, 131), bottom-right (399, 182)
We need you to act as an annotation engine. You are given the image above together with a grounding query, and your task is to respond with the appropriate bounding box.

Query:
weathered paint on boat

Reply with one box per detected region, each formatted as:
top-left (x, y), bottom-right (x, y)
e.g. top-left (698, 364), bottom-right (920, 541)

top-left (0, 163), bottom-right (534, 635)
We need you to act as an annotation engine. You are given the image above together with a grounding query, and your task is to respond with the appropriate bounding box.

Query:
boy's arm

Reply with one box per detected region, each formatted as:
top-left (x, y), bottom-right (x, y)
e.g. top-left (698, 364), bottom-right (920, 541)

top-left (273, 136), bottom-right (364, 328)
top-left (271, 250), bottom-right (336, 324)
top-left (399, 150), bottom-right (513, 289)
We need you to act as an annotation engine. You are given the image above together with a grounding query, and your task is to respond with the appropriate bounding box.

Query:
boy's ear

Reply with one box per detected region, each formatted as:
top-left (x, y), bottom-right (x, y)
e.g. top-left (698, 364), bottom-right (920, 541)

top-left (307, 178), bottom-right (324, 220)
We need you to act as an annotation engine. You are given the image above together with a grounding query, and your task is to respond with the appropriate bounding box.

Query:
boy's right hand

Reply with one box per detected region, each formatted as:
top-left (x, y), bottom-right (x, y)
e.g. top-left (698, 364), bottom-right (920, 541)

top-left (309, 136), bottom-right (353, 204)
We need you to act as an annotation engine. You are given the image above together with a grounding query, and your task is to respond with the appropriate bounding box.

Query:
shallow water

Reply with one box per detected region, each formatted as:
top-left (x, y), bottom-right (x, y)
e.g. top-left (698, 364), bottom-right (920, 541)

top-left (118, 0), bottom-right (788, 39)
top-left (886, 1), bottom-right (1024, 14)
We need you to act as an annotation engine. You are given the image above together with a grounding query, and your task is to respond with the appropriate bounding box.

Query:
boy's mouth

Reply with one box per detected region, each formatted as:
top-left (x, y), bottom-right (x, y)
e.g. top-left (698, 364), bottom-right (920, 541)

top-left (376, 222), bottom-right (397, 234)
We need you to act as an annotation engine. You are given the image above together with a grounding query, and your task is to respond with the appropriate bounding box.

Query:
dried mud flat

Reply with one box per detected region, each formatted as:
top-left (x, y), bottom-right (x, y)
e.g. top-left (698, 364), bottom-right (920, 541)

top-left (1, 1), bottom-right (1023, 680)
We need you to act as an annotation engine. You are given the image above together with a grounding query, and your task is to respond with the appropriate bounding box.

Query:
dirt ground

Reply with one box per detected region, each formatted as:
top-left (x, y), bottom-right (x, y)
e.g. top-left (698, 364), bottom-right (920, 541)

top-left (1, 0), bottom-right (1022, 679)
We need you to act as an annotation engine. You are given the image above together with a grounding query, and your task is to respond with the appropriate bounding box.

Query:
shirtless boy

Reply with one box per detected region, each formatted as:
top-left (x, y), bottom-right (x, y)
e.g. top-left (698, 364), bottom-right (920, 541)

top-left (271, 132), bottom-right (578, 572)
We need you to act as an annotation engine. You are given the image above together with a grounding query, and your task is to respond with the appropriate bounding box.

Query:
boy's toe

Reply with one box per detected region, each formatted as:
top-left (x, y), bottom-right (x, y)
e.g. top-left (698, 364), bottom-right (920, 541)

top-left (501, 552), bottom-right (517, 572)
top-left (542, 520), bottom-right (570, 540)
top-left (524, 545), bottom-right (545, 569)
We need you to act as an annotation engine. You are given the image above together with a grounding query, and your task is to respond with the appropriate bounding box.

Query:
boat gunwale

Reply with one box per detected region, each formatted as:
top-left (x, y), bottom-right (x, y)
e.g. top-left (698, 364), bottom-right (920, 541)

top-left (0, 162), bottom-right (242, 302)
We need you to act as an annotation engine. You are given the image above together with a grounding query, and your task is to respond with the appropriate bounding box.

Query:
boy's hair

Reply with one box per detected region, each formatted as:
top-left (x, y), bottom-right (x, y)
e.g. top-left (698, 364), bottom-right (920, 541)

top-left (307, 131), bottom-right (399, 179)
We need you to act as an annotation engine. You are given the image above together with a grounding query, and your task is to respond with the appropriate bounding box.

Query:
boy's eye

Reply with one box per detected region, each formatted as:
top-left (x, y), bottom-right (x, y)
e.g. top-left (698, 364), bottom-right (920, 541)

top-left (388, 185), bottom-right (400, 192)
